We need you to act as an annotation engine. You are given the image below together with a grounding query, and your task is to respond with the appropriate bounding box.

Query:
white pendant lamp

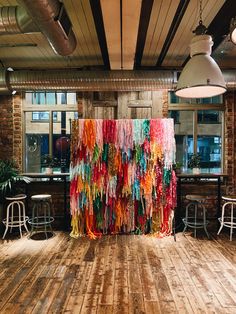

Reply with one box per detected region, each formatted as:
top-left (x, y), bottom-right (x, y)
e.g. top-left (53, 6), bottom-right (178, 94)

top-left (175, 1), bottom-right (226, 99)
top-left (230, 17), bottom-right (236, 45)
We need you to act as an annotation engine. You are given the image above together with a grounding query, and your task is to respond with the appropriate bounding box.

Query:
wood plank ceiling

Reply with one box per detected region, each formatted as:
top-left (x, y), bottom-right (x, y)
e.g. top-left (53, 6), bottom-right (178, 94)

top-left (0, 0), bottom-right (235, 70)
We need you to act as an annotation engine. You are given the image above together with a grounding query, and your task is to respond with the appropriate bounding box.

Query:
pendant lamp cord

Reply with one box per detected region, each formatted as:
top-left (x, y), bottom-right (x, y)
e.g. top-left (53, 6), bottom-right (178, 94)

top-left (199, 0), bottom-right (203, 23)
top-left (193, 0), bottom-right (207, 35)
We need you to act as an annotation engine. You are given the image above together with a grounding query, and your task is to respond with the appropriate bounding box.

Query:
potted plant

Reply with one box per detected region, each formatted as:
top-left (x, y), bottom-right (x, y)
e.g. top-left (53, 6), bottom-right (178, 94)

top-left (41, 154), bottom-right (59, 174)
top-left (188, 153), bottom-right (201, 174)
top-left (173, 161), bottom-right (183, 174)
top-left (0, 159), bottom-right (31, 198)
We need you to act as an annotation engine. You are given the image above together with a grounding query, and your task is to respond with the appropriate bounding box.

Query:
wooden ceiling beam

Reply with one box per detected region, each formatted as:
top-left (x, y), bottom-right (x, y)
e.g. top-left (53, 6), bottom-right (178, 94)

top-left (156, 0), bottom-right (190, 67)
top-left (90, 0), bottom-right (110, 69)
top-left (208, 0), bottom-right (236, 51)
top-left (134, 0), bottom-right (154, 69)
top-left (182, 0), bottom-right (236, 67)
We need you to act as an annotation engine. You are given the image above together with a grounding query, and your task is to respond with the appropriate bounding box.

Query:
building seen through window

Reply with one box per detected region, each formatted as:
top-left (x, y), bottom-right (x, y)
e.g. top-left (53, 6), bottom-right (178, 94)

top-left (24, 91), bottom-right (77, 173)
top-left (168, 92), bottom-right (224, 173)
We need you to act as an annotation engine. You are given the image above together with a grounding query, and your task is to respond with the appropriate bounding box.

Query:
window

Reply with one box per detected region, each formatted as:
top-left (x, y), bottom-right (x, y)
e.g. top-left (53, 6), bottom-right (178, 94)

top-left (23, 91), bottom-right (77, 173)
top-left (32, 111), bottom-right (58, 121)
top-left (169, 110), bottom-right (180, 124)
top-left (26, 91), bottom-right (76, 122)
top-left (25, 91), bottom-right (77, 105)
top-left (168, 92), bottom-right (224, 173)
top-left (197, 110), bottom-right (219, 123)
top-left (168, 91), bottom-right (223, 105)
top-left (169, 111), bottom-right (194, 171)
top-left (35, 92), bottom-right (45, 105)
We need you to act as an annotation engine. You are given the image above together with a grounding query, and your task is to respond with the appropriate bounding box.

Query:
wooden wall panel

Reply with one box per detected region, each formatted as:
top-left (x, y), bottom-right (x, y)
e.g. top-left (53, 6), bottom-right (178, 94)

top-left (80, 91), bottom-right (163, 119)
top-left (83, 92), bottom-right (94, 119)
top-left (94, 107), bottom-right (117, 119)
top-left (118, 93), bottom-right (129, 119)
top-left (130, 107), bottom-right (152, 119)
top-left (82, 91), bottom-right (165, 120)
top-left (152, 91), bottom-right (163, 118)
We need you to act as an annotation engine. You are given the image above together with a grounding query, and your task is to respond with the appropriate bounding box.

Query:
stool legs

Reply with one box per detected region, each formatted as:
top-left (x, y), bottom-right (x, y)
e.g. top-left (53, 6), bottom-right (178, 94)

top-left (2, 217), bottom-right (9, 240)
top-left (230, 203), bottom-right (234, 241)
top-left (2, 203), bottom-right (10, 239)
top-left (217, 201), bottom-right (236, 241)
top-left (183, 201), bottom-right (209, 239)
top-left (43, 202), bottom-right (50, 239)
top-left (29, 198), bottom-right (53, 239)
top-left (202, 204), bottom-right (209, 239)
top-left (217, 202), bottom-right (226, 237)
top-left (194, 202), bottom-right (197, 238)
top-left (2, 200), bottom-right (28, 239)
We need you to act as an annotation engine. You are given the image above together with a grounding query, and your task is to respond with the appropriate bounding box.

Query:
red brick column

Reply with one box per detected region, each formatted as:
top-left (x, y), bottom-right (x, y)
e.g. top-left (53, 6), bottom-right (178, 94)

top-left (0, 95), bottom-right (13, 160)
top-left (13, 94), bottom-right (23, 170)
top-left (162, 89), bottom-right (169, 118)
top-left (224, 91), bottom-right (236, 193)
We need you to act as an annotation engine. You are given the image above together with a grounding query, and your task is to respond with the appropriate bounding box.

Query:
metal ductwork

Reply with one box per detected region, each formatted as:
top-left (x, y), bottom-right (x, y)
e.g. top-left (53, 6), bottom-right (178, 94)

top-left (0, 70), bottom-right (9, 93)
top-left (221, 70), bottom-right (236, 90)
top-left (9, 70), bottom-right (175, 91)
top-left (0, 69), bottom-right (235, 94)
top-left (18, 0), bottom-right (77, 56)
top-left (0, 6), bottom-right (39, 34)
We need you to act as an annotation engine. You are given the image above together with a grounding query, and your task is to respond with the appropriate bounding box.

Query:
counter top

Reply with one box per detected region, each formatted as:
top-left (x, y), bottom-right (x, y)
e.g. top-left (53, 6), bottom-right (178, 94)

top-left (22, 173), bottom-right (70, 178)
top-left (177, 173), bottom-right (228, 178)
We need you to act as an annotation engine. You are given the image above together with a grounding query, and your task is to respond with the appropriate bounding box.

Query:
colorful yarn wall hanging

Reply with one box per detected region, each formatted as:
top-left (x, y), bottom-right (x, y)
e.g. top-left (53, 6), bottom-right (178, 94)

top-left (70, 119), bottom-right (176, 239)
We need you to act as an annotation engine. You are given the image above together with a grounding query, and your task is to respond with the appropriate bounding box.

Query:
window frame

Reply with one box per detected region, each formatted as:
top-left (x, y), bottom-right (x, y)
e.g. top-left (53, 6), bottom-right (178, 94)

top-left (22, 91), bottom-right (78, 173)
top-left (168, 102), bottom-right (225, 173)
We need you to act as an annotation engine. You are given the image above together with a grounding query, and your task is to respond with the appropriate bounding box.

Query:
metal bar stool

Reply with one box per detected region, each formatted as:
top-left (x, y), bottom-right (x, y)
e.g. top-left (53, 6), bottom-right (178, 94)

top-left (28, 194), bottom-right (54, 239)
top-left (217, 195), bottom-right (236, 241)
top-left (183, 194), bottom-right (209, 238)
top-left (2, 194), bottom-right (29, 239)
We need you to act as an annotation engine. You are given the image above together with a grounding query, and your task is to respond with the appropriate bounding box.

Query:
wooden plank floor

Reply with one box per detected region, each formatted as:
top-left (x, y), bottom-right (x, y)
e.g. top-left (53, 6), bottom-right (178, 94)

top-left (1, 231), bottom-right (236, 313)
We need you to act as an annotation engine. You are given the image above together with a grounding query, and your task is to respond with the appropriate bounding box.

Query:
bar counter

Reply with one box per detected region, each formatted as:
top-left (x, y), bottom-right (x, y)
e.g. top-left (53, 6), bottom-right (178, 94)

top-left (22, 173), bottom-right (70, 230)
top-left (176, 173), bottom-right (228, 231)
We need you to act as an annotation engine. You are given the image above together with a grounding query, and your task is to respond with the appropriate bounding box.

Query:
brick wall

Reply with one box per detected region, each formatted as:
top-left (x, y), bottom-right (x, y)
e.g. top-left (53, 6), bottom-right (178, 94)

top-left (13, 94), bottom-right (23, 170)
top-left (224, 91), bottom-right (236, 193)
top-left (0, 95), bottom-right (13, 160)
top-left (0, 94), bottom-right (23, 170)
top-left (162, 89), bottom-right (169, 118)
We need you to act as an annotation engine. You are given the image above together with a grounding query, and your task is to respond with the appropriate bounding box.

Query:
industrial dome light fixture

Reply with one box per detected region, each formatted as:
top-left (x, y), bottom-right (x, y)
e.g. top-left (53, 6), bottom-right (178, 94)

top-left (230, 17), bottom-right (236, 45)
top-left (175, 0), bottom-right (226, 98)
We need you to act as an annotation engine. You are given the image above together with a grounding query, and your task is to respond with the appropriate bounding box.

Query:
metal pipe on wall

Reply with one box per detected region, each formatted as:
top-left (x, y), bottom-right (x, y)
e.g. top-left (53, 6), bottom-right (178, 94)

top-left (0, 69), bottom-right (235, 94)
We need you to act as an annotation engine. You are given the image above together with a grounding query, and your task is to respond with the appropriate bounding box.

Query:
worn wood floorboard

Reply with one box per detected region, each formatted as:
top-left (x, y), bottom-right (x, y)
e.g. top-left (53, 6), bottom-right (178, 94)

top-left (1, 231), bottom-right (236, 313)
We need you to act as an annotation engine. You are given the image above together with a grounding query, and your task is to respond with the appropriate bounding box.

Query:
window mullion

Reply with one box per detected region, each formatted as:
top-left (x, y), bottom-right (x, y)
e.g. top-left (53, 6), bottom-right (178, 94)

top-left (49, 111), bottom-right (53, 156)
top-left (193, 110), bottom-right (198, 154)
top-left (221, 112), bottom-right (225, 173)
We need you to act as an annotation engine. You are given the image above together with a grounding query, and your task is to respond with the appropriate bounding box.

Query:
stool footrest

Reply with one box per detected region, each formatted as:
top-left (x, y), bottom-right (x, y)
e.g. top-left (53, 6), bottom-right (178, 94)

top-left (183, 218), bottom-right (209, 228)
top-left (29, 216), bottom-right (54, 226)
top-left (3, 216), bottom-right (29, 227)
top-left (218, 217), bottom-right (236, 228)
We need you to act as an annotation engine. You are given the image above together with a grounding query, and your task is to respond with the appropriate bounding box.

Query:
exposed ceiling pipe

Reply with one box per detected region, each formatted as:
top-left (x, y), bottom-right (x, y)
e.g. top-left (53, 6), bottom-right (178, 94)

top-left (0, 70), bottom-right (9, 93)
top-left (0, 6), bottom-right (39, 34)
top-left (9, 70), bottom-right (175, 91)
top-left (0, 69), bottom-right (233, 94)
top-left (17, 0), bottom-right (76, 56)
top-left (222, 70), bottom-right (236, 90)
